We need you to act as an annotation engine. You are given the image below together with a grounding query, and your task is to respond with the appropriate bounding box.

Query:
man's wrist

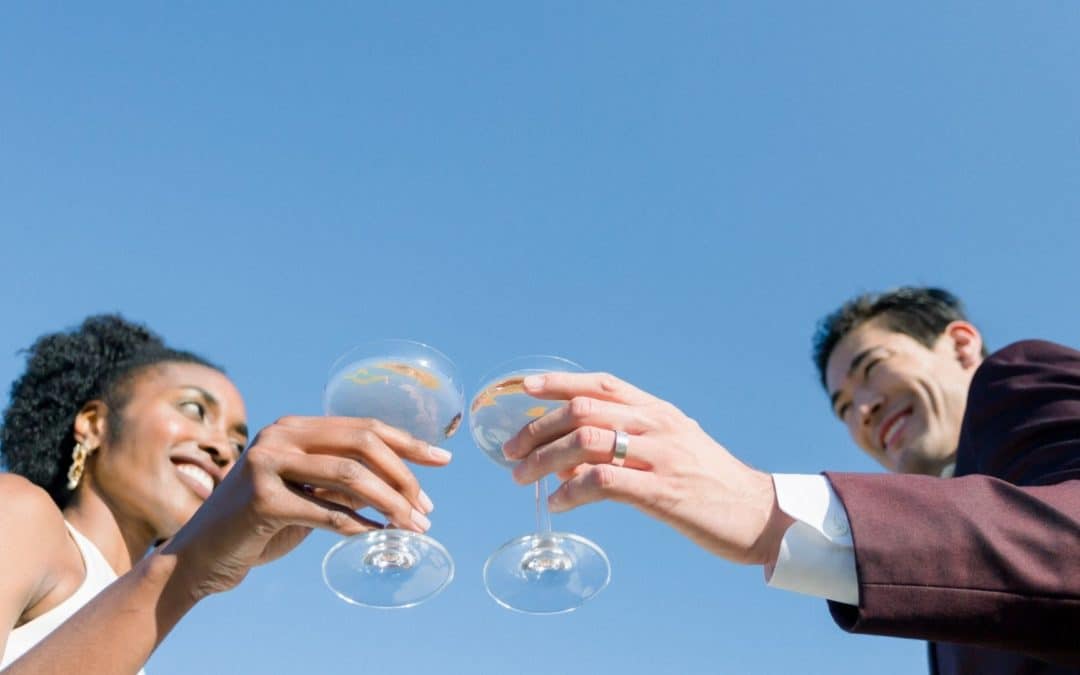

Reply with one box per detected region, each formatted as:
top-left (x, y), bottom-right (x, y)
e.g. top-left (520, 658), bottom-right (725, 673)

top-left (751, 472), bottom-right (796, 567)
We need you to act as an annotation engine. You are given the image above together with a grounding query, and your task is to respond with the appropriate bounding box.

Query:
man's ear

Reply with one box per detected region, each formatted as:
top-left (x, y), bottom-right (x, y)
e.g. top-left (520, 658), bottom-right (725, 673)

top-left (944, 321), bottom-right (983, 370)
top-left (73, 400), bottom-right (109, 451)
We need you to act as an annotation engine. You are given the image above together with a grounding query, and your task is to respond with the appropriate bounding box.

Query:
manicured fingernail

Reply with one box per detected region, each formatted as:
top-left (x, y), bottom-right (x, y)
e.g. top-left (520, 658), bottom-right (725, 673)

top-left (429, 445), bottom-right (453, 461)
top-left (410, 509), bottom-right (431, 531)
top-left (548, 492), bottom-right (565, 512)
top-left (501, 441), bottom-right (516, 460)
top-left (523, 375), bottom-right (545, 391)
top-left (418, 490), bottom-right (434, 513)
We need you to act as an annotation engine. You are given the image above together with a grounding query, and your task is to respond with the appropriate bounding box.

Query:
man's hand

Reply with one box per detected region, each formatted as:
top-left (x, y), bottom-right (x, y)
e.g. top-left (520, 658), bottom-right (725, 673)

top-left (503, 373), bottom-right (793, 566)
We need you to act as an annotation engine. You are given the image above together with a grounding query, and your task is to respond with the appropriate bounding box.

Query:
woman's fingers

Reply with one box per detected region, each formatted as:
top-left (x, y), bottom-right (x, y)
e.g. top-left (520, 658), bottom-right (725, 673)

top-left (273, 415), bottom-right (453, 466)
top-left (276, 453), bottom-right (431, 533)
top-left (283, 483), bottom-right (387, 536)
top-left (511, 428), bottom-right (652, 485)
top-left (260, 421), bottom-right (441, 513)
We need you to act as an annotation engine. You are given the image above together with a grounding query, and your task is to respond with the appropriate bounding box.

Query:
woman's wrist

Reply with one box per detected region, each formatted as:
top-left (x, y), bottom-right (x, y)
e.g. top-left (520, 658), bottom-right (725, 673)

top-left (141, 547), bottom-right (204, 632)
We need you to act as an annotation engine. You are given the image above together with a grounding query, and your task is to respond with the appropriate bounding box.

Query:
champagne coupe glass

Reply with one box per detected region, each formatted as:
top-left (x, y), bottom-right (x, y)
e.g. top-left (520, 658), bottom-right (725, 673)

top-left (469, 356), bottom-right (611, 614)
top-left (321, 339), bottom-right (462, 608)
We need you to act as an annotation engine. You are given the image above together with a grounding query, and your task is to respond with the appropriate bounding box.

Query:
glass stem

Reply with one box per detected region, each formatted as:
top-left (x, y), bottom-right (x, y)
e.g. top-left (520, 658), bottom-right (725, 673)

top-left (535, 475), bottom-right (553, 534)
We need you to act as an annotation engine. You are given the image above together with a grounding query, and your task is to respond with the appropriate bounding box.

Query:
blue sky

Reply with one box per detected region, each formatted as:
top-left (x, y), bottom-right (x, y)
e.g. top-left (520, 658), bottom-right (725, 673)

top-left (2, 3), bottom-right (1078, 673)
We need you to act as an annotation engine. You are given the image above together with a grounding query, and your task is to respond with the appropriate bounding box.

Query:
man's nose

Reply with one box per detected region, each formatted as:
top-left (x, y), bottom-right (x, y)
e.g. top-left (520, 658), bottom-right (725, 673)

top-left (855, 392), bottom-right (884, 428)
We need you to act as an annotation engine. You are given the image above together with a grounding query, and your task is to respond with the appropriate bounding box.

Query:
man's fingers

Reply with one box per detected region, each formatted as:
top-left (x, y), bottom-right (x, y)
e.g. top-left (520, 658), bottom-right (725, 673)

top-left (512, 429), bottom-right (652, 485)
top-left (503, 397), bottom-right (651, 461)
top-left (555, 464), bottom-right (589, 483)
top-left (548, 464), bottom-right (657, 513)
top-left (521, 372), bottom-right (659, 406)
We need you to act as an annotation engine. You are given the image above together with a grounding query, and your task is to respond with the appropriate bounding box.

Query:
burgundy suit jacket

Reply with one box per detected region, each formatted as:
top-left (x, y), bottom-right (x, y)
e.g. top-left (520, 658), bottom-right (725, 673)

top-left (823, 340), bottom-right (1080, 674)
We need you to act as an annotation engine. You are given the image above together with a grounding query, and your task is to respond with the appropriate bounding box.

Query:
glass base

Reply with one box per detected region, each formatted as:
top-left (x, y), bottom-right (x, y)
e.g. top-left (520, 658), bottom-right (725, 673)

top-left (483, 531), bottom-right (610, 615)
top-left (323, 529), bottom-right (454, 608)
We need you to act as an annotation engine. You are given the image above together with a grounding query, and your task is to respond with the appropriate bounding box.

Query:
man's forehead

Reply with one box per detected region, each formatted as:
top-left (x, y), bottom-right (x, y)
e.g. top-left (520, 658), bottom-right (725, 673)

top-left (825, 321), bottom-right (903, 390)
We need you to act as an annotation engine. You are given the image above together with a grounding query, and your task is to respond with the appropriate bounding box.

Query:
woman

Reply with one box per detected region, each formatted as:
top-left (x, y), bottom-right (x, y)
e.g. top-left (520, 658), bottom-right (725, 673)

top-left (0, 315), bottom-right (449, 673)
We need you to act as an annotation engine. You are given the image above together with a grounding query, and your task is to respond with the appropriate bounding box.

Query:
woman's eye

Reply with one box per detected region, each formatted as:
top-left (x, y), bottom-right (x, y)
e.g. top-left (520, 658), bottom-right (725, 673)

top-left (179, 401), bottom-right (205, 420)
top-left (837, 402), bottom-right (851, 420)
top-left (864, 357), bottom-right (883, 377)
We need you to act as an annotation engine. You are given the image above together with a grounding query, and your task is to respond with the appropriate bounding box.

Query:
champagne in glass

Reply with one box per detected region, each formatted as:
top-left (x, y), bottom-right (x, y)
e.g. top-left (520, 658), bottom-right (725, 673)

top-left (470, 356), bottom-right (611, 614)
top-left (321, 339), bottom-right (461, 608)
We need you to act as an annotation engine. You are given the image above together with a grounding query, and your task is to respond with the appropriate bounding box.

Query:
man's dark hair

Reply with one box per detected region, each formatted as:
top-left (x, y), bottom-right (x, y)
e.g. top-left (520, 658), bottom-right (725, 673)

top-left (0, 314), bottom-right (221, 509)
top-left (812, 287), bottom-right (986, 389)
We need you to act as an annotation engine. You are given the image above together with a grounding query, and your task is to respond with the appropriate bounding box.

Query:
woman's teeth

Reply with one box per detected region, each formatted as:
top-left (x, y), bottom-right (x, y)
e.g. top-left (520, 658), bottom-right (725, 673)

top-left (176, 463), bottom-right (214, 494)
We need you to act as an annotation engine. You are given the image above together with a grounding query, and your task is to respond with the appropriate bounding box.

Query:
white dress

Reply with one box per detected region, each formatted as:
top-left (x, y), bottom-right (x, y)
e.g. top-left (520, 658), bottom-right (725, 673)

top-left (1, 521), bottom-right (147, 673)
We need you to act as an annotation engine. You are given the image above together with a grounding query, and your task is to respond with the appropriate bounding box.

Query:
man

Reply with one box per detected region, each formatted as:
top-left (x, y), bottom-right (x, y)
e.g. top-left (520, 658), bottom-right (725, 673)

top-left (503, 287), bottom-right (1079, 674)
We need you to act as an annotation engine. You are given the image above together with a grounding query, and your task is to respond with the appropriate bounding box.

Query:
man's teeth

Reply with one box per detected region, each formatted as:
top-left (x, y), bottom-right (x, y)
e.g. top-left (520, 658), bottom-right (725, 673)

top-left (177, 464), bottom-right (214, 494)
top-left (884, 414), bottom-right (908, 449)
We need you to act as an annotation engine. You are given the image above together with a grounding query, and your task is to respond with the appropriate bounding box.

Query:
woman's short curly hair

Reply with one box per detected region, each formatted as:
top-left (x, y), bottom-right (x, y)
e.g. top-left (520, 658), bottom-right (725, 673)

top-left (1, 314), bottom-right (221, 509)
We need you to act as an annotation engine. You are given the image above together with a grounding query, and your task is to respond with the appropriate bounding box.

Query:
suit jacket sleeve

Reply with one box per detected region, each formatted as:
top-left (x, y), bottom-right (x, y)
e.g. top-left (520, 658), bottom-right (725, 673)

top-left (823, 340), bottom-right (1080, 665)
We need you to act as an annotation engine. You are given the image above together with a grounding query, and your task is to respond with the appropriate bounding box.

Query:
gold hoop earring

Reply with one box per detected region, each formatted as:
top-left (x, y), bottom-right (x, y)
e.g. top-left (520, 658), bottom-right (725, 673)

top-left (66, 442), bottom-right (94, 490)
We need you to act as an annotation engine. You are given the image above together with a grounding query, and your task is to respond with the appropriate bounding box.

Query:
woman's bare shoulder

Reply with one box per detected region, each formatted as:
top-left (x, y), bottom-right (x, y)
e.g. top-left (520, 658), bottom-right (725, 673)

top-left (0, 474), bottom-right (71, 586)
top-left (0, 474), bottom-right (75, 642)
top-left (0, 474), bottom-right (66, 529)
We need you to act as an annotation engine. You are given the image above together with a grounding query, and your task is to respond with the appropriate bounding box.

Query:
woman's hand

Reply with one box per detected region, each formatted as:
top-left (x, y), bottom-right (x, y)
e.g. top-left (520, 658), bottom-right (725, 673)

top-left (502, 373), bottom-right (792, 566)
top-left (161, 416), bottom-right (451, 599)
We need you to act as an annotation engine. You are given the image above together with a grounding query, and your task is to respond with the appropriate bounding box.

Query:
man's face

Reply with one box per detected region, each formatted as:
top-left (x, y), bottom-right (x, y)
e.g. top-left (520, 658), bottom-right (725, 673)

top-left (825, 319), bottom-right (981, 476)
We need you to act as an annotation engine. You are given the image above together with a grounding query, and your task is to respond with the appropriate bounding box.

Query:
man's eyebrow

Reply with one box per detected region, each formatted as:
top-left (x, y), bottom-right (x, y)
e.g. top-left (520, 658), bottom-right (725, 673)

top-left (828, 348), bottom-right (876, 411)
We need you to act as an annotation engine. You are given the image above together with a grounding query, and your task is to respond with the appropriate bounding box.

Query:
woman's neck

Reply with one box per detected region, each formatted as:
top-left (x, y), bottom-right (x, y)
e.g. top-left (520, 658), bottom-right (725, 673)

top-left (62, 486), bottom-right (156, 575)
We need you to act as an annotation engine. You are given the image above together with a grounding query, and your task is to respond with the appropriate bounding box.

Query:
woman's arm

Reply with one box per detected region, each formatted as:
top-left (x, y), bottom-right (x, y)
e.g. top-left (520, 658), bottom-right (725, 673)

top-left (3, 416), bottom-right (451, 673)
top-left (2, 547), bottom-right (190, 674)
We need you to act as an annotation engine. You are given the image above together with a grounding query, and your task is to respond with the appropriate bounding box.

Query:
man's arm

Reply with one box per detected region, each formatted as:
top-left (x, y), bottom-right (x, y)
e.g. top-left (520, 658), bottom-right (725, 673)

top-left (504, 353), bottom-right (1080, 664)
top-left (825, 340), bottom-right (1080, 665)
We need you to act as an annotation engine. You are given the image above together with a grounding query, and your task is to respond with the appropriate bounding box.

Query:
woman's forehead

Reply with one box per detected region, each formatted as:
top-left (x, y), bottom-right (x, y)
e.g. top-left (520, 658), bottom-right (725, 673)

top-left (131, 362), bottom-right (245, 409)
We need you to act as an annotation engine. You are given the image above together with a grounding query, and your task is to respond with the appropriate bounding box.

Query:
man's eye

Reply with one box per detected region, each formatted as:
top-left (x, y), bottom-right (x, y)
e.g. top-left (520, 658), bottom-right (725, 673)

top-left (179, 401), bottom-right (205, 420)
top-left (864, 357), bottom-right (883, 377)
top-left (837, 402), bottom-right (851, 420)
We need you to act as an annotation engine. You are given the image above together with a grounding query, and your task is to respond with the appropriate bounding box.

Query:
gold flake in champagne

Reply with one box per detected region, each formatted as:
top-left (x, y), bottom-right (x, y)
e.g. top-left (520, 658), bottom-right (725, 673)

top-left (471, 376), bottom-right (526, 412)
top-left (345, 368), bottom-right (389, 386)
top-left (443, 413), bottom-right (462, 438)
top-left (525, 406), bottom-right (548, 418)
top-left (375, 362), bottom-right (441, 390)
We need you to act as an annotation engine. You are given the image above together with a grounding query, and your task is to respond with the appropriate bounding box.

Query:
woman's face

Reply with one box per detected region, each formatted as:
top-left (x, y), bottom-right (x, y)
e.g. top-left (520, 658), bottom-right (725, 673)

top-left (89, 362), bottom-right (248, 540)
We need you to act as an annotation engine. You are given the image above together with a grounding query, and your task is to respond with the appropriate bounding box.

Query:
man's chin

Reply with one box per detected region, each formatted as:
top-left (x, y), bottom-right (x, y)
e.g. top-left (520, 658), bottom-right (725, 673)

top-left (896, 449), bottom-right (956, 477)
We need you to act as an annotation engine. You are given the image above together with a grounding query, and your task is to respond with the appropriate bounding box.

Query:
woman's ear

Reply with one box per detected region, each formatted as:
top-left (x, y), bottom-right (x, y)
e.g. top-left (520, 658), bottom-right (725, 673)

top-left (945, 321), bottom-right (983, 370)
top-left (73, 400), bottom-right (109, 451)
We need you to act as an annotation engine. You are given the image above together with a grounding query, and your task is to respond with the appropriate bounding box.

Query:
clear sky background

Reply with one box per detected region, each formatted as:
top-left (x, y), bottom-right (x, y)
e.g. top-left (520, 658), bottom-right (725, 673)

top-left (2, 3), bottom-right (1078, 674)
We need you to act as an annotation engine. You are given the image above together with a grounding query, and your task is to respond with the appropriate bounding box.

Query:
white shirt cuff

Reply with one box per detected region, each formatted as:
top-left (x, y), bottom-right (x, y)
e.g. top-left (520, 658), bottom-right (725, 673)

top-left (764, 473), bottom-right (859, 606)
